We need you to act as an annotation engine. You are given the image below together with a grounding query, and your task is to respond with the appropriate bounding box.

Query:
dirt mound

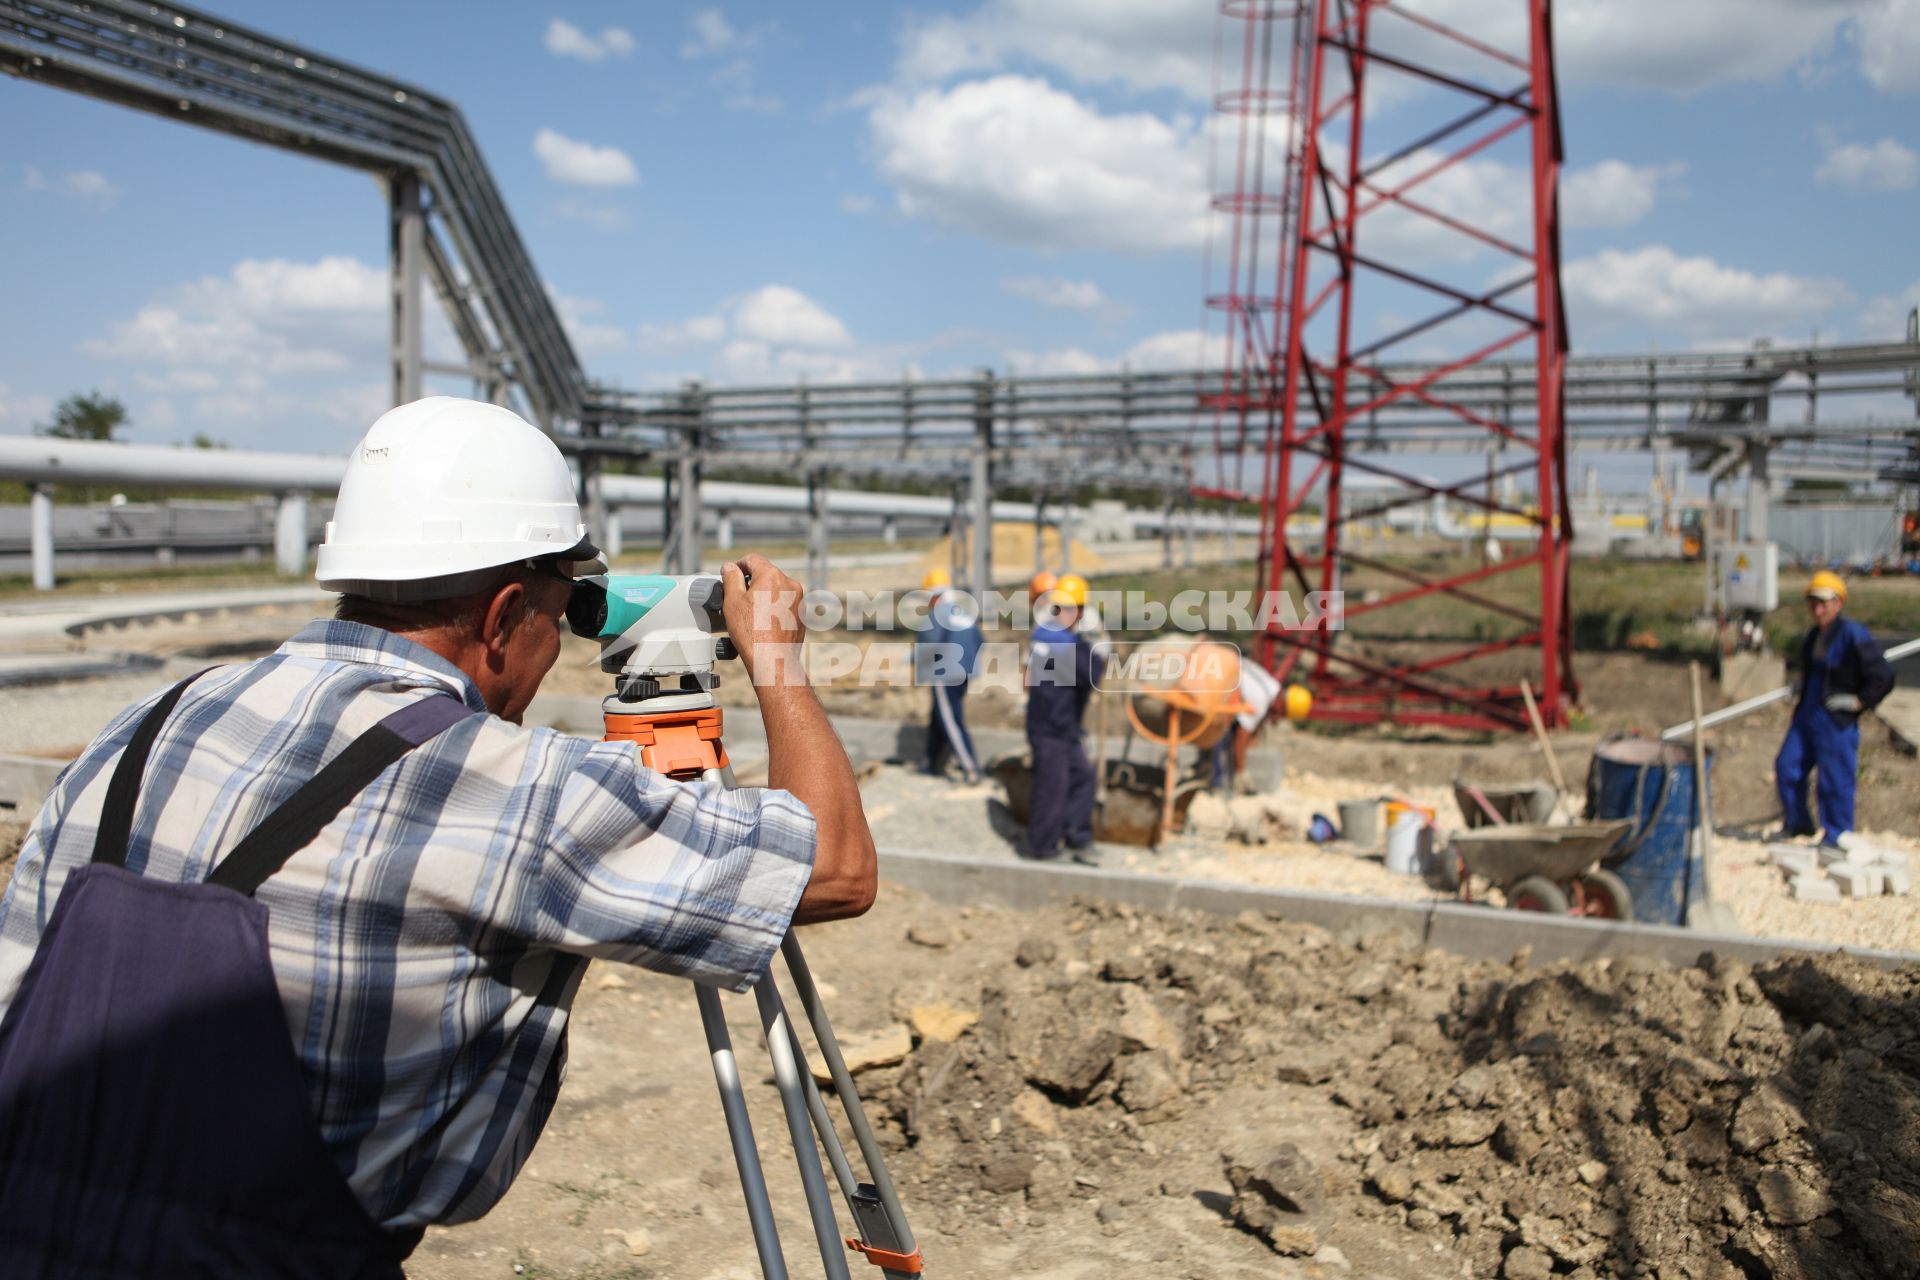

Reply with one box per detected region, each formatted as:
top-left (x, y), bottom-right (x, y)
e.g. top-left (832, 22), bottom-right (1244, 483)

top-left (858, 901), bottom-right (1918, 1279)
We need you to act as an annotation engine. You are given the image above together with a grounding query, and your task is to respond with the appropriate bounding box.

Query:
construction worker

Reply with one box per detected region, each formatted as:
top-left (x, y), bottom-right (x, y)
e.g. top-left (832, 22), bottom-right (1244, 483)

top-left (1775, 570), bottom-right (1896, 846)
top-left (1024, 572), bottom-right (1105, 863)
top-left (0, 397), bottom-right (876, 1277)
top-left (915, 568), bottom-right (983, 784)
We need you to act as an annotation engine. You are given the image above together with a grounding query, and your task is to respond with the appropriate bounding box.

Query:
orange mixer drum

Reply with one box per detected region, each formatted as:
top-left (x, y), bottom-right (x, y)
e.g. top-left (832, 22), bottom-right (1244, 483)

top-left (1128, 638), bottom-right (1247, 751)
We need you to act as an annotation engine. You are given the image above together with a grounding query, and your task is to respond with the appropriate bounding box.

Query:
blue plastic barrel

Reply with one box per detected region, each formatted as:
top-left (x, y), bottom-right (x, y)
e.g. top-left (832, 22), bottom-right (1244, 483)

top-left (1591, 738), bottom-right (1707, 926)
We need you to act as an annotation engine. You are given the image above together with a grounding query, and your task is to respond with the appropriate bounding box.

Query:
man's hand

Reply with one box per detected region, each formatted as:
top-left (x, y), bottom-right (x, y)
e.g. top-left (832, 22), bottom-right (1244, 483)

top-left (721, 553), bottom-right (876, 923)
top-left (722, 555), bottom-right (806, 687)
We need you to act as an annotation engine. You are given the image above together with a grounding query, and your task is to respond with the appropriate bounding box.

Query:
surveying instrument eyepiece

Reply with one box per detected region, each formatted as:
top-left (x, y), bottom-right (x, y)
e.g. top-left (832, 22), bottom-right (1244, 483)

top-left (575, 570), bottom-right (924, 1278)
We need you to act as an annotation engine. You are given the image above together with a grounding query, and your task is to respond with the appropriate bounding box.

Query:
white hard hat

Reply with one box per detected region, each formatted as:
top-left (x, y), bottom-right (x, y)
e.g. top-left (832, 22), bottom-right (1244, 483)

top-left (317, 397), bottom-right (604, 601)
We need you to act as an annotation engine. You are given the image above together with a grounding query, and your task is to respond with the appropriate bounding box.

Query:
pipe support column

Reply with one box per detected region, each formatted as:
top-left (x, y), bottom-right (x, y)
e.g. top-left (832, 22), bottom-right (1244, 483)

top-left (273, 490), bottom-right (309, 576)
top-left (30, 484), bottom-right (54, 592)
top-left (388, 172), bottom-right (425, 407)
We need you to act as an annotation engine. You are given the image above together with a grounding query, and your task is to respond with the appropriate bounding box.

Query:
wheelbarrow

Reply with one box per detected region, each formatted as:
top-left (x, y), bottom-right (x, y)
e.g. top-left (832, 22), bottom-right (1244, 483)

top-left (1433, 820), bottom-right (1636, 919)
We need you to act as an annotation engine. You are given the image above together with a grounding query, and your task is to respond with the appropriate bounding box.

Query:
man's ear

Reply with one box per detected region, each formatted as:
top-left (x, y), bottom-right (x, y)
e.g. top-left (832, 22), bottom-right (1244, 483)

top-left (480, 579), bottom-right (528, 662)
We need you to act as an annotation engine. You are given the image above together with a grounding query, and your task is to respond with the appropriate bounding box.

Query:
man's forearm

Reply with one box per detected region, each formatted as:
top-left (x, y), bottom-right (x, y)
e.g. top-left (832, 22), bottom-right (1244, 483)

top-left (757, 681), bottom-right (877, 922)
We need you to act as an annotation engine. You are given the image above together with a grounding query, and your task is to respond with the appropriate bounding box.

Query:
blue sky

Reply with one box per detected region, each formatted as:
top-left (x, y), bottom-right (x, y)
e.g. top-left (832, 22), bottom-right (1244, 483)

top-left (1, 0), bottom-right (1916, 468)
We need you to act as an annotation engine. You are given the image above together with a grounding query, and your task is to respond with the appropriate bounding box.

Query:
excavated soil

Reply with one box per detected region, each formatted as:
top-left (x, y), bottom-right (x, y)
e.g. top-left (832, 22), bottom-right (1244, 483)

top-left (393, 886), bottom-right (1917, 1280)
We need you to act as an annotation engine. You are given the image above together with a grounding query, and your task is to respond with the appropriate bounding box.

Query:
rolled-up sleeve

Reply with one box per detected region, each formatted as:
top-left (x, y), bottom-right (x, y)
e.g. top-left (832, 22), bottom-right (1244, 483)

top-left (525, 740), bottom-right (815, 992)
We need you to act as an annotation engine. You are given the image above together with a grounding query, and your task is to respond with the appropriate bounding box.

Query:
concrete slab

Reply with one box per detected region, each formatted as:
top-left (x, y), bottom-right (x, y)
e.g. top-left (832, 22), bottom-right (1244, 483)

top-left (1880, 688), bottom-right (1920, 757)
top-left (1789, 874), bottom-right (1841, 903)
top-left (0, 753), bottom-right (69, 813)
top-left (1829, 863), bottom-right (1884, 898)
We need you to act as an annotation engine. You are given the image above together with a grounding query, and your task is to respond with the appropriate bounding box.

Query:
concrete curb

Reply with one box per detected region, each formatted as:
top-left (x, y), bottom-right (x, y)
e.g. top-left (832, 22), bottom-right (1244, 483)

top-left (0, 754), bottom-right (67, 813)
top-left (875, 845), bottom-right (1920, 971)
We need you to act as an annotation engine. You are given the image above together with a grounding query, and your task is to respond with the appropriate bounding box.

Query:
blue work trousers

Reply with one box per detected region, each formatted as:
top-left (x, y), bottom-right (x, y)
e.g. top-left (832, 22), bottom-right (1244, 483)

top-left (1775, 665), bottom-right (1859, 841)
top-left (1027, 731), bottom-right (1096, 859)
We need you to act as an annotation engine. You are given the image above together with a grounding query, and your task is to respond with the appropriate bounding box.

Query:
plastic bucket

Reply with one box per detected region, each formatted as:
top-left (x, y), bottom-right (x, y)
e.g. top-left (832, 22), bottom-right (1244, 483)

top-left (1591, 738), bottom-right (1706, 926)
top-left (1385, 811), bottom-right (1430, 874)
top-left (1338, 799), bottom-right (1381, 847)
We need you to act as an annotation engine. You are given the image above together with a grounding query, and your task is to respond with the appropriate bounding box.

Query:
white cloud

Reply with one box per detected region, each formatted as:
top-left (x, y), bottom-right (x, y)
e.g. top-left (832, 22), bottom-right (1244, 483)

top-left (839, 194), bottom-right (875, 215)
top-left (1374, 0), bottom-right (1875, 95)
top-left (1857, 0), bottom-right (1920, 91)
top-left (533, 128), bottom-right (640, 187)
top-left (83, 256), bottom-right (389, 374)
top-left (731, 285), bottom-right (853, 348)
top-left (1119, 329), bottom-right (1210, 371)
top-left (1002, 276), bottom-right (1108, 311)
top-left (1858, 280), bottom-right (1920, 338)
top-left (552, 292), bottom-right (628, 355)
top-left (638, 314), bottom-right (728, 350)
top-left (865, 75), bottom-right (1207, 253)
top-left (897, 0), bottom-right (1889, 101)
top-left (1562, 161), bottom-right (1684, 229)
top-left (1815, 135), bottom-right (1920, 190)
top-left (544, 18), bottom-right (635, 62)
top-left (0, 383), bottom-right (55, 434)
top-left (897, 0), bottom-right (1213, 98)
top-left (1564, 246), bottom-right (1854, 337)
top-left (1003, 346), bottom-right (1107, 376)
top-left (683, 8), bottom-right (740, 58)
top-left (550, 199), bottom-right (631, 230)
top-left (22, 166), bottom-right (119, 208)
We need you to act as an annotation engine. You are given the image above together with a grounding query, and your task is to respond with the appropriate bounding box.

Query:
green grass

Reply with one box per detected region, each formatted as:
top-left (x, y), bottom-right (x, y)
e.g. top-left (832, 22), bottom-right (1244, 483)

top-left (1078, 554), bottom-right (1920, 656)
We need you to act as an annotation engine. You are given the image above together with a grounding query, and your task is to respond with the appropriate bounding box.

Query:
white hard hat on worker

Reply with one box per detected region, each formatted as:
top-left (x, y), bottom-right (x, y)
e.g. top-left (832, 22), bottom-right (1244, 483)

top-left (316, 397), bottom-right (605, 601)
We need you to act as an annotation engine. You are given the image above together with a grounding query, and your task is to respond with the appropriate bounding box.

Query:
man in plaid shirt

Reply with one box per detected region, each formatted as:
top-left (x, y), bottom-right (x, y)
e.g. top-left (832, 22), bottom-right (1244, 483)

top-left (0, 398), bottom-right (876, 1277)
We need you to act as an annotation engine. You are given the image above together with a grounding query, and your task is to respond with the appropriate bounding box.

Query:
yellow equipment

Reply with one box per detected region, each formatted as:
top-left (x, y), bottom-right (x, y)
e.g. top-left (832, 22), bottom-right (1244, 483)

top-left (1053, 573), bottom-right (1089, 606)
top-left (1283, 684), bottom-right (1313, 721)
top-left (921, 567), bottom-right (951, 590)
top-left (1805, 570), bottom-right (1847, 603)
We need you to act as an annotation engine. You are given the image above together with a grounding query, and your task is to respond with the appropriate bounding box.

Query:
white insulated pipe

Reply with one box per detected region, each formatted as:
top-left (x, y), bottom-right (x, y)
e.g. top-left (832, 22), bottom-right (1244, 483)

top-left (0, 435), bottom-right (346, 491)
top-left (1658, 637), bottom-right (1920, 741)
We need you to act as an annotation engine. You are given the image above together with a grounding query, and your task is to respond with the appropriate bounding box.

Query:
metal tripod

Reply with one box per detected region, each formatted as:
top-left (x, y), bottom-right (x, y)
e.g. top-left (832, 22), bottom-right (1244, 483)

top-left (605, 685), bottom-right (923, 1278)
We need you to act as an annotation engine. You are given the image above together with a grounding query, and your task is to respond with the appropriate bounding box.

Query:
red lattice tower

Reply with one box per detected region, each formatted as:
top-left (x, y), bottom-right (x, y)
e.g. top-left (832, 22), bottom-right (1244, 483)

top-left (1207, 0), bottom-right (1576, 732)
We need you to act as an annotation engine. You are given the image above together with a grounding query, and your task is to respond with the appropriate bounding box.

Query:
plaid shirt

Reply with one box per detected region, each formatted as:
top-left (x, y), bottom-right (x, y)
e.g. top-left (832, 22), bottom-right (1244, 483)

top-left (0, 621), bottom-right (815, 1227)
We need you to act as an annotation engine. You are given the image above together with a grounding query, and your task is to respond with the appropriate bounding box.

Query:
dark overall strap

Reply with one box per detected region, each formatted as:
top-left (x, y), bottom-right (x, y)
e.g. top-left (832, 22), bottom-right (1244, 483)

top-left (91, 670), bottom-right (215, 869)
top-left (208, 695), bottom-right (474, 895)
top-left (91, 679), bottom-right (474, 894)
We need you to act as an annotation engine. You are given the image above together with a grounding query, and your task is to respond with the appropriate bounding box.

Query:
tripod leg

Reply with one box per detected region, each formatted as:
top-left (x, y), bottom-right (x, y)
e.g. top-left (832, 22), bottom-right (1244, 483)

top-left (753, 981), bottom-right (854, 1280)
top-left (786, 1019), bottom-right (861, 1206)
top-left (780, 935), bottom-right (920, 1264)
top-left (697, 985), bottom-right (789, 1280)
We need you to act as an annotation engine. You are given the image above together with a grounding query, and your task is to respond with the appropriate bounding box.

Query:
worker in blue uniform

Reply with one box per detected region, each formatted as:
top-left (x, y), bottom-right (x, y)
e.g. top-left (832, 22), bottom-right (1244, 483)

top-left (1024, 573), bottom-right (1106, 862)
top-left (916, 568), bottom-right (984, 784)
top-left (1775, 570), bottom-right (1896, 846)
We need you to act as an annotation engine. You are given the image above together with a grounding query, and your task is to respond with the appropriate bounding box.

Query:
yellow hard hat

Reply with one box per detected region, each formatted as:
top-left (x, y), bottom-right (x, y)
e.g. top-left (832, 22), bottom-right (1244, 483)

top-left (922, 567), bottom-right (951, 590)
top-left (1029, 570), bottom-right (1058, 599)
top-left (1283, 684), bottom-right (1313, 722)
top-left (1054, 573), bottom-right (1089, 607)
top-left (1805, 570), bottom-right (1846, 603)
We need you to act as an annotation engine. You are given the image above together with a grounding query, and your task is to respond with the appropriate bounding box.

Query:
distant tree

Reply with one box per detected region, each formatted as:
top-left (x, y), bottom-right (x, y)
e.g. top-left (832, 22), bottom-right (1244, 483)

top-left (190, 432), bottom-right (228, 450)
top-left (38, 391), bottom-right (127, 442)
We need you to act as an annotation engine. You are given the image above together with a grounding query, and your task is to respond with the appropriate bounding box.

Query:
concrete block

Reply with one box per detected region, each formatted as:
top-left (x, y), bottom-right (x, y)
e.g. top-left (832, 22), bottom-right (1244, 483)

top-left (1870, 848), bottom-right (1909, 870)
top-left (1789, 874), bottom-right (1841, 902)
top-left (1818, 844), bottom-right (1872, 868)
top-left (1882, 867), bottom-right (1912, 897)
top-left (1767, 846), bottom-right (1818, 877)
top-left (1828, 864), bottom-right (1884, 898)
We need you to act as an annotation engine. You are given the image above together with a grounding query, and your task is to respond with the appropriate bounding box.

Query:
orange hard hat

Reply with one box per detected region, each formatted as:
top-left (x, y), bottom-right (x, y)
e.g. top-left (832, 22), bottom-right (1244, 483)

top-left (1283, 684), bottom-right (1313, 722)
top-left (1029, 570), bottom-right (1058, 599)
